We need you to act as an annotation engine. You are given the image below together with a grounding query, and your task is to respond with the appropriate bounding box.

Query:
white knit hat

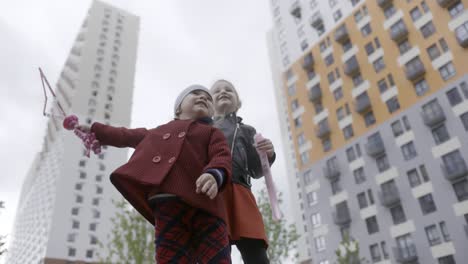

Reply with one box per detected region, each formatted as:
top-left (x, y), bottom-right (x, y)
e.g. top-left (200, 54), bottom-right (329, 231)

top-left (174, 84), bottom-right (212, 116)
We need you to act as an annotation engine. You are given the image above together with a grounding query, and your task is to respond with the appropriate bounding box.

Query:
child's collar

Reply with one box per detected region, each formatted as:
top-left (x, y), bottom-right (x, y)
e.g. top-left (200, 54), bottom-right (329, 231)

top-left (174, 116), bottom-right (213, 125)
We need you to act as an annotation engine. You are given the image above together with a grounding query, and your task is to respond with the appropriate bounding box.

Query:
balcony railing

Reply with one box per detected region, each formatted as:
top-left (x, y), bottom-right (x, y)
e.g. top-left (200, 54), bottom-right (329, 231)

top-left (302, 53), bottom-right (315, 70)
top-left (393, 245), bottom-right (418, 263)
top-left (344, 56), bottom-right (360, 76)
top-left (308, 84), bottom-right (322, 102)
top-left (441, 161), bottom-right (468, 182)
top-left (379, 187), bottom-right (401, 208)
top-left (315, 120), bottom-right (331, 139)
top-left (421, 105), bottom-right (446, 127)
top-left (334, 24), bottom-right (349, 44)
top-left (365, 136), bottom-right (385, 157)
top-left (405, 61), bottom-right (426, 82)
top-left (333, 204), bottom-right (351, 226)
top-left (437, 0), bottom-right (458, 8)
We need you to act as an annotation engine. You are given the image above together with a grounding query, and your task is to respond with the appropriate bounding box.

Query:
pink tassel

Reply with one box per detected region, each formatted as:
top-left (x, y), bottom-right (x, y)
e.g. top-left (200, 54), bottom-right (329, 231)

top-left (254, 133), bottom-right (282, 221)
top-left (63, 115), bottom-right (101, 157)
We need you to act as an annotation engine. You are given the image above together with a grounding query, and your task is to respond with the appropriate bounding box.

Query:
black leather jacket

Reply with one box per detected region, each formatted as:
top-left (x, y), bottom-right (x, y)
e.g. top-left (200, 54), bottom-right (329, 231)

top-left (214, 113), bottom-right (275, 189)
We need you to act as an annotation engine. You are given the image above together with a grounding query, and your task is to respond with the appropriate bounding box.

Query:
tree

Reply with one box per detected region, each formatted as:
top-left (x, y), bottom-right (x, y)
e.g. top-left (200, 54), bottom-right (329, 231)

top-left (334, 234), bottom-right (369, 264)
top-left (98, 199), bottom-right (155, 264)
top-left (0, 201), bottom-right (7, 256)
top-left (257, 189), bottom-right (300, 264)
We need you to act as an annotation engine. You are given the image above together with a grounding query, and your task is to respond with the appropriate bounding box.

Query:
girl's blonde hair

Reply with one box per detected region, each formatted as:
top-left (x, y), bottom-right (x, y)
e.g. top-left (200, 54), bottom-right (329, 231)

top-left (211, 79), bottom-right (242, 111)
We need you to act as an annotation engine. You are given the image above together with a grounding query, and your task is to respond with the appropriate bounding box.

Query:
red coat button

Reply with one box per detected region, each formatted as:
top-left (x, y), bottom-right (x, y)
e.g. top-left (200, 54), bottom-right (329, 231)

top-left (163, 133), bottom-right (171, 140)
top-left (168, 157), bottom-right (176, 163)
top-left (178, 132), bottom-right (186, 138)
top-left (152, 156), bottom-right (161, 163)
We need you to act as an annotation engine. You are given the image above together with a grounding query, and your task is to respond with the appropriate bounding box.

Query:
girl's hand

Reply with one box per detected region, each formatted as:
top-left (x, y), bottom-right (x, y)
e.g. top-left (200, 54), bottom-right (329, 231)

top-left (256, 138), bottom-right (275, 159)
top-left (196, 173), bottom-right (218, 199)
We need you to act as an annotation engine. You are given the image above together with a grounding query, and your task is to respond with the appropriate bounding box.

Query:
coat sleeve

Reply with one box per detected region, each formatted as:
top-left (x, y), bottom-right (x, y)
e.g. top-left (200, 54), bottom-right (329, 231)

top-left (242, 125), bottom-right (264, 179)
top-left (91, 122), bottom-right (148, 148)
top-left (203, 128), bottom-right (232, 191)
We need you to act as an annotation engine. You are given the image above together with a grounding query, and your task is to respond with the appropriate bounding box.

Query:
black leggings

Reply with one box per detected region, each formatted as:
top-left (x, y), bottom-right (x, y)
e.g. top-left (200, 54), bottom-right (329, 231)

top-left (235, 238), bottom-right (270, 264)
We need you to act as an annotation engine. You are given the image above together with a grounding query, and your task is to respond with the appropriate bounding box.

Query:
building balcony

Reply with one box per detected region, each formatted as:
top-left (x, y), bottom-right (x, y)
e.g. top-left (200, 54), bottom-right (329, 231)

top-left (379, 187), bottom-right (401, 208)
top-left (390, 23), bottom-right (409, 43)
top-left (437, 0), bottom-right (458, 8)
top-left (302, 53), bottom-right (315, 70)
top-left (323, 164), bottom-right (341, 181)
top-left (405, 62), bottom-right (426, 82)
top-left (315, 120), bottom-right (331, 139)
top-left (365, 135), bottom-right (385, 157)
top-left (456, 24), bottom-right (468, 48)
top-left (310, 12), bottom-right (323, 28)
top-left (441, 161), bottom-right (468, 182)
top-left (344, 56), bottom-right (360, 76)
top-left (333, 203), bottom-right (351, 226)
top-left (308, 84), bottom-right (322, 102)
top-left (393, 245), bottom-right (418, 263)
top-left (354, 93), bottom-right (371, 114)
top-left (421, 104), bottom-right (445, 127)
top-left (377, 0), bottom-right (393, 8)
top-left (334, 24), bottom-right (349, 44)
top-left (290, 1), bottom-right (301, 19)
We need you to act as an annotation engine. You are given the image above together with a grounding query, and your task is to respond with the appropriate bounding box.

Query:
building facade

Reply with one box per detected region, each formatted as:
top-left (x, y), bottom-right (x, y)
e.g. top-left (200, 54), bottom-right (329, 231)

top-left (6, 1), bottom-right (140, 263)
top-left (268, 0), bottom-right (468, 263)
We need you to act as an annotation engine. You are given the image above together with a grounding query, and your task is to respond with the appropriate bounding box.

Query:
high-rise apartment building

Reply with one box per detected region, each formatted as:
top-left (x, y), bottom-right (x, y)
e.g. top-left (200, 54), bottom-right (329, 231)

top-left (268, 1), bottom-right (468, 263)
top-left (7, 1), bottom-right (139, 263)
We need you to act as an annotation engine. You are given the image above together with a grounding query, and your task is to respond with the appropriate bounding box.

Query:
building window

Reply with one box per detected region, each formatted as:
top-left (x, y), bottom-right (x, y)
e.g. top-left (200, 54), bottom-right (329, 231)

top-left (386, 97), bottom-right (400, 113)
top-left (414, 79), bottom-right (429, 96)
top-left (364, 111), bottom-right (376, 127)
top-left (396, 234), bottom-right (416, 257)
top-left (96, 175), bottom-right (103, 182)
top-left (378, 79), bottom-right (388, 94)
top-left (300, 152), bottom-right (310, 165)
top-left (401, 142), bottom-right (417, 161)
top-left (76, 195), bottom-right (83, 203)
top-left (432, 124), bottom-right (450, 145)
top-left (438, 255), bottom-right (456, 264)
top-left (311, 212), bottom-right (321, 227)
top-left (357, 192), bottom-right (368, 209)
top-left (307, 191), bottom-right (318, 206)
top-left (71, 207), bottom-right (79, 216)
top-left (354, 167), bottom-right (366, 184)
top-left (391, 120), bottom-right (404, 137)
top-left (419, 193), bottom-right (437, 215)
top-left (366, 216), bottom-right (379, 234)
top-left (79, 171), bottom-right (86, 179)
top-left (421, 22), bottom-right (436, 38)
top-left (461, 112), bottom-right (468, 131)
top-left (427, 44), bottom-right (441, 60)
top-left (376, 154), bottom-right (390, 173)
top-left (439, 221), bottom-right (451, 242)
top-left (370, 243), bottom-right (382, 263)
top-left (333, 10), bottom-right (343, 22)
top-left (384, 4), bottom-right (397, 19)
top-left (322, 138), bottom-right (332, 152)
top-left (331, 180), bottom-right (342, 195)
top-left (314, 101), bottom-right (324, 114)
top-left (294, 117), bottom-right (302, 128)
top-left (86, 249), bottom-right (94, 258)
top-left (325, 54), bottom-right (334, 67)
top-left (399, 40), bottom-right (412, 54)
top-left (297, 133), bottom-right (306, 146)
top-left (333, 87), bottom-right (343, 101)
top-left (425, 224), bottom-right (442, 246)
top-left (352, 74), bottom-right (364, 86)
top-left (361, 23), bottom-right (372, 37)
top-left (314, 236), bottom-right (326, 252)
top-left (442, 150), bottom-right (467, 177)
top-left (453, 178), bottom-right (468, 202)
top-left (448, 1), bottom-right (464, 18)
top-left (96, 186), bottom-right (103, 194)
top-left (92, 198), bottom-right (100, 206)
top-left (373, 57), bottom-right (386, 73)
top-left (365, 42), bottom-right (375, 55)
top-left (381, 241), bottom-right (390, 259)
top-left (410, 7), bottom-right (422, 21)
top-left (439, 62), bottom-right (456, 81)
top-left (343, 125), bottom-right (354, 140)
top-left (346, 147), bottom-right (356, 162)
top-left (75, 183), bottom-right (83, 191)
top-left (390, 204), bottom-right (407, 225)
top-left (288, 83), bottom-right (296, 96)
top-left (72, 220), bottom-right (80, 229)
top-left (68, 248), bottom-right (76, 257)
top-left (89, 223), bottom-right (97, 231)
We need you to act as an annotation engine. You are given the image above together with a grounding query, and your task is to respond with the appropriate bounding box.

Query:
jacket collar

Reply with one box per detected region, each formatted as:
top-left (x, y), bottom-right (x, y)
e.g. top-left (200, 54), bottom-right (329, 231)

top-left (214, 112), bottom-right (243, 124)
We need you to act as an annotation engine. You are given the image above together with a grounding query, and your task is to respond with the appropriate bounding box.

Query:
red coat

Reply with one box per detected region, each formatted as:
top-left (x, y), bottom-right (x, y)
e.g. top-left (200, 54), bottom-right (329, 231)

top-left (91, 119), bottom-right (232, 224)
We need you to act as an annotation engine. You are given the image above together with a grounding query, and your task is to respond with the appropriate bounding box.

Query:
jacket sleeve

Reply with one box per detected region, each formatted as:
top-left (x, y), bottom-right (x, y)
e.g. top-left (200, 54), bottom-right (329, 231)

top-left (203, 128), bottom-right (232, 191)
top-left (242, 125), bottom-right (264, 179)
top-left (91, 122), bottom-right (148, 148)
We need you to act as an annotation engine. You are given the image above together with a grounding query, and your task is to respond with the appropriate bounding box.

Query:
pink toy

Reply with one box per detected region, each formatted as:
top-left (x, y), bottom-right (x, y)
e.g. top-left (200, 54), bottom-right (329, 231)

top-left (254, 133), bottom-right (282, 221)
top-left (39, 67), bottom-right (101, 157)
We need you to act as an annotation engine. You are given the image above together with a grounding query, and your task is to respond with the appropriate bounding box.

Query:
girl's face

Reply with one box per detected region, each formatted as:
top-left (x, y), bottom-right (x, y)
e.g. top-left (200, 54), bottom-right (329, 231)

top-left (178, 90), bottom-right (214, 120)
top-left (211, 81), bottom-right (239, 114)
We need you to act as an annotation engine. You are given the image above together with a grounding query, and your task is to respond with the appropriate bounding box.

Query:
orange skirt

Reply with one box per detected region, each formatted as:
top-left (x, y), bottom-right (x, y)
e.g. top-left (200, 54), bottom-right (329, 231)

top-left (222, 183), bottom-right (268, 247)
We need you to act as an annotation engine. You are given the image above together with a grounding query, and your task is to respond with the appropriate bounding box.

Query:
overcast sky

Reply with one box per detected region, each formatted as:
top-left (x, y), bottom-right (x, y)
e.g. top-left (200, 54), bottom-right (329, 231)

top-left (0, 0), bottom-right (294, 263)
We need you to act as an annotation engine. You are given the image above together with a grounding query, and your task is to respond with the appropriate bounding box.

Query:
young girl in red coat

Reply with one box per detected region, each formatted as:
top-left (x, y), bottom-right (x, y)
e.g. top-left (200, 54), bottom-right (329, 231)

top-left (80, 85), bottom-right (232, 264)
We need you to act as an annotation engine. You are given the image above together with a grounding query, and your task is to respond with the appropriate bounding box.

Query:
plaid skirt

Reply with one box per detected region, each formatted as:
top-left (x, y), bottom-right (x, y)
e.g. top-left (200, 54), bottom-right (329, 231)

top-left (152, 197), bottom-right (231, 264)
